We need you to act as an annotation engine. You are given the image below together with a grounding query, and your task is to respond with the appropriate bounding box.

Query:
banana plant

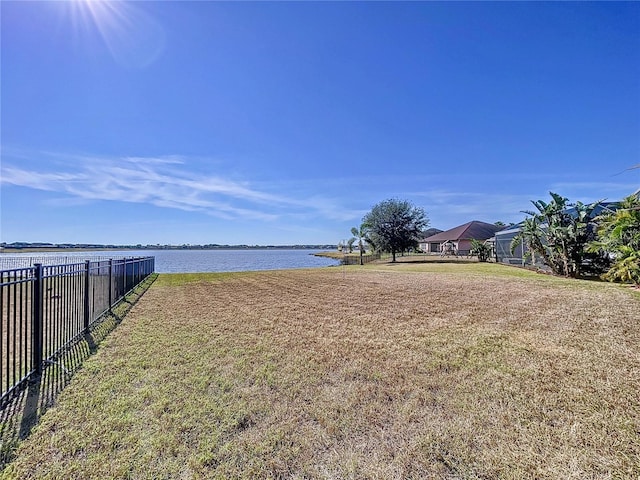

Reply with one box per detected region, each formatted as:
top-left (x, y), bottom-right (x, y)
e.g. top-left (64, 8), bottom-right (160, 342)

top-left (511, 192), bottom-right (602, 277)
top-left (590, 194), bottom-right (640, 285)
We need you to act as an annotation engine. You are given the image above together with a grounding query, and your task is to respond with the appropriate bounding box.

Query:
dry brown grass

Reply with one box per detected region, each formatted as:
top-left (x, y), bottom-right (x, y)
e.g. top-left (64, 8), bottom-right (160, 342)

top-left (2, 263), bottom-right (639, 479)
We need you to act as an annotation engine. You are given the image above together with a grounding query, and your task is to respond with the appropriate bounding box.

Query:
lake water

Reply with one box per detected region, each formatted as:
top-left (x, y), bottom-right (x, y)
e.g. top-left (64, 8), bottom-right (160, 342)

top-left (0, 249), bottom-right (340, 273)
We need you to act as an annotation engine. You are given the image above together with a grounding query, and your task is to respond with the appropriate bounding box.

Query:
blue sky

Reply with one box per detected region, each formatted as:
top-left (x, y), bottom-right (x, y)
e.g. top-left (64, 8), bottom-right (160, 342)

top-left (2, 1), bottom-right (639, 245)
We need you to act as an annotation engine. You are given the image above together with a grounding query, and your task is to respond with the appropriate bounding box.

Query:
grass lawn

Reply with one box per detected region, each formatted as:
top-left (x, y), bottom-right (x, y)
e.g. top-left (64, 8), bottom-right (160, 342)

top-left (2, 261), bottom-right (639, 479)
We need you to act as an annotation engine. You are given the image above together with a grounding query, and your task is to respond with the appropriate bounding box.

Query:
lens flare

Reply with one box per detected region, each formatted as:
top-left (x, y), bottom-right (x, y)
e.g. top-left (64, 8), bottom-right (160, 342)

top-left (65, 0), bottom-right (165, 68)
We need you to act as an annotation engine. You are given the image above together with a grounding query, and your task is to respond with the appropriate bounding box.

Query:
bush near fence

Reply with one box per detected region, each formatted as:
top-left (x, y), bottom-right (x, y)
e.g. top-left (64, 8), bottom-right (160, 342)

top-left (0, 257), bottom-right (155, 407)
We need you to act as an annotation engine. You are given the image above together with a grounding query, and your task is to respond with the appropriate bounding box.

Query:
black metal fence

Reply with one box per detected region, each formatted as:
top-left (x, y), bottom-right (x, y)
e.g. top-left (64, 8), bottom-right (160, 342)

top-left (0, 256), bottom-right (154, 406)
top-left (340, 252), bottom-right (382, 265)
top-left (0, 255), bottom-right (126, 271)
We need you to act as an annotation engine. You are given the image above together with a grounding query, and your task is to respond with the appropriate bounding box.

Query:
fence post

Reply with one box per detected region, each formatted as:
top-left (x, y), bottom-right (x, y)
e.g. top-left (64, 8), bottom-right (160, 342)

top-left (84, 260), bottom-right (90, 333)
top-left (124, 258), bottom-right (129, 293)
top-left (108, 259), bottom-right (113, 312)
top-left (121, 259), bottom-right (126, 298)
top-left (32, 264), bottom-right (44, 375)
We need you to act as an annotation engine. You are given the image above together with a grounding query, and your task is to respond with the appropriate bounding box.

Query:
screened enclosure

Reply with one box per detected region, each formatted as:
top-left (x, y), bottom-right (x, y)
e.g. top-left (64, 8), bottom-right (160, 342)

top-left (494, 225), bottom-right (547, 267)
top-left (495, 201), bottom-right (619, 268)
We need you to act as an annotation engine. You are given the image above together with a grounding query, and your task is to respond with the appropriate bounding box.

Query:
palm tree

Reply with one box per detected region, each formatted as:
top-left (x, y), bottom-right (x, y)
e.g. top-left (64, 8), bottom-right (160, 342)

top-left (351, 223), bottom-right (371, 265)
top-left (347, 237), bottom-right (356, 253)
top-left (469, 239), bottom-right (492, 262)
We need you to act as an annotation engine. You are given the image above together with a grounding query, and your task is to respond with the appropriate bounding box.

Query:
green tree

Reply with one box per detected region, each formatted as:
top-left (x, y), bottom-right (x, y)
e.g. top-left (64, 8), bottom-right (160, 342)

top-left (510, 192), bottom-right (604, 277)
top-left (590, 194), bottom-right (640, 285)
top-left (363, 199), bottom-right (428, 262)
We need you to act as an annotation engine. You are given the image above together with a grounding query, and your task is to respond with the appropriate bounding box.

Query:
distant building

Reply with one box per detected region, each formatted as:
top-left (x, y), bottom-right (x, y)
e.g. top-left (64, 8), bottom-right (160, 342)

top-left (420, 221), bottom-right (503, 255)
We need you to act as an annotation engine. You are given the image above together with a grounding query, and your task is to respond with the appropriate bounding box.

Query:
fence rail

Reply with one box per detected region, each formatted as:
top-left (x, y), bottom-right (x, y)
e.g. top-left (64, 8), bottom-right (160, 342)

top-left (340, 252), bottom-right (382, 265)
top-left (0, 256), bottom-right (154, 406)
top-left (0, 255), bottom-right (129, 271)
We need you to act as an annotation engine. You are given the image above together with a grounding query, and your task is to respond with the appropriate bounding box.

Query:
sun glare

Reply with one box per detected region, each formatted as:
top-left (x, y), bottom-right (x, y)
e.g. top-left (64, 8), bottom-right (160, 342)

top-left (64, 0), bottom-right (165, 69)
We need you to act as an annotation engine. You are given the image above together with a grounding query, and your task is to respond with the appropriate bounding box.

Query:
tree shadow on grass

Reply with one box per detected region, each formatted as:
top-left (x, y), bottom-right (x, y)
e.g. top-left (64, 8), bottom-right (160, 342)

top-left (0, 274), bottom-right (157, 471)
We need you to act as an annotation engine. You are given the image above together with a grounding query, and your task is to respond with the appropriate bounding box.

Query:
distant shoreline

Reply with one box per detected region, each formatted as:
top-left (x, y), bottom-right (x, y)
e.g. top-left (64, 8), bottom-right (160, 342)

top-left (0, 245), bottom-right (337, 254)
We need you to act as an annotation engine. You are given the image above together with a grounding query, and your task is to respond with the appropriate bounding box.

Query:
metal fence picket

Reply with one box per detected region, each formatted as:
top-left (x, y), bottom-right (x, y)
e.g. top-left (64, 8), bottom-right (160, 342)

top-left (0, 256), bottom-right (155, 407)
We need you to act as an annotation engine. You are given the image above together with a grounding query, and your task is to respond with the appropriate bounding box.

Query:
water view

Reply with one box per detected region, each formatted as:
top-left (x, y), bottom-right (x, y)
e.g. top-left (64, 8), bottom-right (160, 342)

top-left (0, 249), bottom-right (340, 273)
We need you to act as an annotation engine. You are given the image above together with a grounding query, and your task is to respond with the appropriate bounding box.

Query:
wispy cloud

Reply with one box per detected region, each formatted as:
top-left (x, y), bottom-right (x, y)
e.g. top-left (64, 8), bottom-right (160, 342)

top-left (1, 150), bottom-right (371, 223)
top-left (549, 181), bottom-right (639, 200)
top-left (7, 150), bottom-right (631, 231)
top-left (411, 189), bottom-right (533, 226)
top-left (407, 179), bottom-right (638, 229)
top-left (0, 153), bottom-right (317, 221)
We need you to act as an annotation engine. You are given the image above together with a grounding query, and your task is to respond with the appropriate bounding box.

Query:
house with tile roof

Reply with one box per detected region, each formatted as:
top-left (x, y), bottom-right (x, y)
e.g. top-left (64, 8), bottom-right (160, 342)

top-left (420, 220), bottom-right (503, 255)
